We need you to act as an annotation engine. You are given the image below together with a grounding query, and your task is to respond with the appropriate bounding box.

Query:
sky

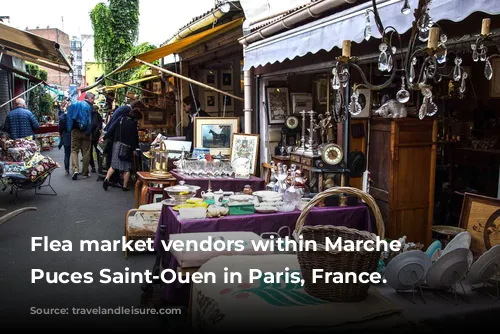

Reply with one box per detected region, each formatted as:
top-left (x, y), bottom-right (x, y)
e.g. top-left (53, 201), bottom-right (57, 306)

top-left (1, 0), bottom-right (217, 46)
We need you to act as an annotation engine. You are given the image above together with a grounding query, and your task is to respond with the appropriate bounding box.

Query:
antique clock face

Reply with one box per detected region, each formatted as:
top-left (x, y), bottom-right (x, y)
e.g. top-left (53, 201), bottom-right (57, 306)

top-left (285, 115), bottom-right (299, 130)
top-left (322, 143), bottom-right (343, 165)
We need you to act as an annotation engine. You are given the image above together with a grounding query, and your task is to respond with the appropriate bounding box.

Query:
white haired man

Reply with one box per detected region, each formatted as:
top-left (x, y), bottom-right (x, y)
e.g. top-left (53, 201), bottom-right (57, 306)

top-left (3, 98), bottom-right (39, 139)
top-left (66, 92), bottom-right (94, 180)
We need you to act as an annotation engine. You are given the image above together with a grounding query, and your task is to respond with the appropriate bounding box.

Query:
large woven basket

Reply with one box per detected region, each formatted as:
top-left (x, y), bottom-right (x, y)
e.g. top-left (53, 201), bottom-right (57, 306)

top-left (294, 187), bottom-right (385, 302)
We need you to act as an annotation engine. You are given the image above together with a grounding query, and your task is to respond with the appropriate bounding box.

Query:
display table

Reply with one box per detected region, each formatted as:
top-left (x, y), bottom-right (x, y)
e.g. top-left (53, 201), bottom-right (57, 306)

top-left (169, 170), bottom-right (265, 196)
top-left (153, 204), bottom-right (372, 304)
top-left (134, 171), bottom-right (176, 208)
top-left (34, 124), bottom-right (58, 134)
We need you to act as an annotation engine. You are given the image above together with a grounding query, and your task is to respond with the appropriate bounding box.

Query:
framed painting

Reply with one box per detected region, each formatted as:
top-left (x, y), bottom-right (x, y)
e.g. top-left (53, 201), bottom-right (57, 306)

top-left (205, 91), bottom-right (219, 113)
top-left (142, 108), bottom-right (166, 125)
top-left (221, 69), bottom-right (233, 90)
top-left (459, 193), bottom-right (500, 258)
top-left (266, 87), bottom-right (290, 125)
top-left (204, 70), bottom-right (217, 88)
top-left (316, 78), bottom-right (328, 105)
top-left (221, 92), bottom-right (234, 112)
top-left (230, 133), bottom-right (260, 175)
top-left (194, 117), bottom-right (239, 156)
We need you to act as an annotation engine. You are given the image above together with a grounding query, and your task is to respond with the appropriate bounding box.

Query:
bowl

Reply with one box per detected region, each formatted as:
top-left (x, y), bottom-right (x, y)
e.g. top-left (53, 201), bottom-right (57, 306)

top-left (164, 182), bottom-right (200, 204)
top-left (275, 201), bottom-right (296, 212)
top-left (297, 198), bottom-right (311, 211)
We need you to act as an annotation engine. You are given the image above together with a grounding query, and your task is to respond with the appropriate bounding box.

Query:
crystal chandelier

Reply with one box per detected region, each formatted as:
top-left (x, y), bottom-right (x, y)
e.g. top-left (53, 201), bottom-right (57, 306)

top-left (470, 18), bottom-right (500, 81)
top-left (330, 0), bottom-right (489, 120)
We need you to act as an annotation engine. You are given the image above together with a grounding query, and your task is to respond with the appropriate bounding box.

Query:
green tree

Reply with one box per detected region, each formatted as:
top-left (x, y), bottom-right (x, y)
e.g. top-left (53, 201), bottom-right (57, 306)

top-left (25, 63), bottom-right (53, 121)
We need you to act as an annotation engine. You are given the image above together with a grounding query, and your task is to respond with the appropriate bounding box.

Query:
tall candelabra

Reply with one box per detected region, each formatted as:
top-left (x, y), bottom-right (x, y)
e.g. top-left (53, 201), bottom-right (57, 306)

top-left (304, 110), bottom-right (318, 157)
top-left (295, 110), bottom-right (307, 154)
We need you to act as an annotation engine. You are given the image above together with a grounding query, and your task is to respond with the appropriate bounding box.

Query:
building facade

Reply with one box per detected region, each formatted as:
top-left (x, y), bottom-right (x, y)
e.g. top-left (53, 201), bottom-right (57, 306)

top-left (26, 27), bottom-right (71, 91)
top-left (81, 34), bottom-right (95, 63)
top-left (84, 62), bottom-right (104, 94)
top-left (70, 36), bottom-right (83, 86)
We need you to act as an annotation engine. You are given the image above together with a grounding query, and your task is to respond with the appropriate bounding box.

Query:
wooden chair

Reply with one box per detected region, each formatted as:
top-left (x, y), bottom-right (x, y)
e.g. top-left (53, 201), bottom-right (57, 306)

top-left (260, 162), bottom-right (278, 184)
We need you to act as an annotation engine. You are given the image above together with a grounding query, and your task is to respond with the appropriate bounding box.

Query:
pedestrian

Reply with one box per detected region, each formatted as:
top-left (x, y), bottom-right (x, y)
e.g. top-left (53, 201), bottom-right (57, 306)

top-left (66, 92), bottom-right (94, 180)
top-left (103, 108), bottom-right (142, 191)
top-left (89, 105), bottom-right (103, 174)
top-left (58, 108), bottom-right (71, 175)
top-left (3, 98), bottom-right (40, 139)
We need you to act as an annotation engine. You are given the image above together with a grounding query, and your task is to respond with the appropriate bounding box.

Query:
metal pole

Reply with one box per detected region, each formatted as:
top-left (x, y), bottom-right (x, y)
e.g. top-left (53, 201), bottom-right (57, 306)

top-left (134, 58), bottom-right (244, 101)
top-left (0, 81), bottom-right (44, 109)
top-left (105, 77), bottom-right (159, 95)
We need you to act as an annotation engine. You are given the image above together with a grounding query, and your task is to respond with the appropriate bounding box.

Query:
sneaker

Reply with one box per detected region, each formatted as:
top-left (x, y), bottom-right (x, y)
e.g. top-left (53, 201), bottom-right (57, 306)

top-left (122, 187), bottom-right (130, 192)
top-left (82, 175), bottom-right (89, 179)
top-left (91, 168), bottom-right (97, 173)
top-left (65, 170), bottom-right (69, 176)
top-left (103, 179), bottom-right (109, 191)
top-left (72, 172), bottom-right (79, 180)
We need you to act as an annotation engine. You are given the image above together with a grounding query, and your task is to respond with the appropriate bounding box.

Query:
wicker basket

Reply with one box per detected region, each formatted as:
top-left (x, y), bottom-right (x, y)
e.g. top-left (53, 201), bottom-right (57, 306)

top-left (294, 187), bottom-right (385, 302)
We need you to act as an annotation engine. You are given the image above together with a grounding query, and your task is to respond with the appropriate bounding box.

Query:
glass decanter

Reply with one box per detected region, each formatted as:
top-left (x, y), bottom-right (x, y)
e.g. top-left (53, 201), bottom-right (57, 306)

top-left (283, 165), bottom-right (301, 207)
top-left (266, 161), bottom-right (278, 191)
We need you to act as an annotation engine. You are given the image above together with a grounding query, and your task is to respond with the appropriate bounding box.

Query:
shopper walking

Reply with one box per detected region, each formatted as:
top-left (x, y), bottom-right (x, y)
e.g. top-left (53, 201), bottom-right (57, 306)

top-left (66, 92), bottom-right (94, 180)
top-left (3, 98), bottom-right (39, 139)
top-left (89, 105), bottom-right (103, 173)
top-left (103, 108), bottom-right (142, 191)
top-left (58, 108), bottom-right (71, 175)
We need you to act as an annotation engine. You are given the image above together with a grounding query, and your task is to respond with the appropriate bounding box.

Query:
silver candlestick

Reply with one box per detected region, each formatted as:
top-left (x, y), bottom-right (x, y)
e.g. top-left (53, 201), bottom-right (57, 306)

top-left (304, 110), bottom-right (319, 157)
top-left (295, 110), bottom-right (307, 154)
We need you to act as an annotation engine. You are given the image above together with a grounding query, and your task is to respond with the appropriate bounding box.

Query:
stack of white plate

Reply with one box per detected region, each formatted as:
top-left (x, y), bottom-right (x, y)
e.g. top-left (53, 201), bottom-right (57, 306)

top-left (253, 191), bottom-right (282, 203)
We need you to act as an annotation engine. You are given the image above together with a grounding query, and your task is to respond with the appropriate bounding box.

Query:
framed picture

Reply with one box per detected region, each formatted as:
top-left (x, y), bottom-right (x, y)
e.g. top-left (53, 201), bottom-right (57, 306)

top-left (221, 92), bottom-right (234, 112)
top-left (143, 108), bottom-right (166, 124)
top-left (316, 78), bottom-right (328, 105)
top-left (352, 88), bottom-right (371, 118)
top-left (266, 87), bottom-right (290, 125)
top-left (221, 69), bottom-right (233, 90)
top-left (230, 133), bottom-right (260, 175)
top-left (152, 80), bottom-right (162, 94)
top-left (194, 117), bottom-right (239, 156)
top-left (459, 193), bottom-right (500, 258)
top-left (205, 91), bottom-right (219, 113)
top-left (204, 70), bottom-right (217, 87)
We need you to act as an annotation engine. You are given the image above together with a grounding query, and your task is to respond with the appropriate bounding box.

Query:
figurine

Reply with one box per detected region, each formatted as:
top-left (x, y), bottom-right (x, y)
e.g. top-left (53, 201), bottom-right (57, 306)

top-left (375, 99), bottom-right (407, 118)
top-left (317, 111), bottom-right (333, 144)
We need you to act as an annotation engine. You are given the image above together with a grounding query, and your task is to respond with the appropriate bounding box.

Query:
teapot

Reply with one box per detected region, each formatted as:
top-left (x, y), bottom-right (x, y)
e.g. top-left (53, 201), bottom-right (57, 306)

top-left (201, 189), bottom-right (214, 200)
top-left (214, 189), bottom-right (224, 205)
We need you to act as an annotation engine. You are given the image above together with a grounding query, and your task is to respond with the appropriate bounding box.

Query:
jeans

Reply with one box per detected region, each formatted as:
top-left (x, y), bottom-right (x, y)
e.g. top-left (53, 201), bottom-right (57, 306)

top-left (71, 128), bottom-right (91, 175)
top-left (63, 145), bottom-right (71, 171)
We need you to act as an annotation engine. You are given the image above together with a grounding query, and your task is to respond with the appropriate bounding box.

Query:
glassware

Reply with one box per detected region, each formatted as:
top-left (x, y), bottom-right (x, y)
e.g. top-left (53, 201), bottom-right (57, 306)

top-left (453, 57), bottom-right (462, 81)
top-left (348, 90), bottom-right (362, 115)
top-left (401, 0), bottom-right (410, 15)
top-left (396, 77), bottom-right (410, 103)
top-left (364, 10), bottom-right (371, 41)
top-left (331, 68), bottom-right (341, 90)
top-left (409, 57), bottom-right (417, 83)
top-left (378, 43), bottom-right (388, 72)
top-left (485, 58), bottom-right (493, 80)
top-left (459, 72), bottom-right (468, 93)
top-left (283, 167), bottom-right (301, 207)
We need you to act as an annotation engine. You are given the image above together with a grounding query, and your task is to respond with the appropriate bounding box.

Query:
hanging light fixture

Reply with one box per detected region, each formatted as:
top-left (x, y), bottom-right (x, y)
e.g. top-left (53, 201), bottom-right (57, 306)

top-left (470, 18), bottom-right (499, 81)
top-left (331, 0), bottom-right (491, 120)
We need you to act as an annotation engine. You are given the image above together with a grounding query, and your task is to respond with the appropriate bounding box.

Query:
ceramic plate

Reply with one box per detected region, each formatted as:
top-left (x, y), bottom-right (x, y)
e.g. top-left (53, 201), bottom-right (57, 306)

top-left (384, 250), bottom-right (432, 291)
top-left (426, 248), bottom-right (469, 289)
top-left (441, 231), bottom-right (471, 257)
top-left (425, 240), bottom-right (442, 257)
top-left (229, 194), bottom-right (254, 202)
top-left (464, 245), bottom-right (500, 285)
top-left (162, 199), bottom-right (177, 206)
top-left (253, 191), bottom-right (281, 198)
top-left (255, 206), bottom-right (278, 214)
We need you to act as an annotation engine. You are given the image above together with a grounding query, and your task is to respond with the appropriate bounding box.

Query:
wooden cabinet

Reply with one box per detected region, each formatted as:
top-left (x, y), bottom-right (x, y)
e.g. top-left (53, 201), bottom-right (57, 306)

top-left (368, 118), bottom-right (437, 246)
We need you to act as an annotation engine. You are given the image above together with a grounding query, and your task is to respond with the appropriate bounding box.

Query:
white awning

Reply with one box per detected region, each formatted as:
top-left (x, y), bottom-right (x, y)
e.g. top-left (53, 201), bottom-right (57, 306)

top-left (243, 0), bottom-right (500, 70)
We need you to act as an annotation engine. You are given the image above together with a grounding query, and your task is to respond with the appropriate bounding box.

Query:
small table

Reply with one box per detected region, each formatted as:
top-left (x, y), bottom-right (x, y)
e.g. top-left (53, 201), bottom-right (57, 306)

top-left (134, 171), bottom-right (176, 208)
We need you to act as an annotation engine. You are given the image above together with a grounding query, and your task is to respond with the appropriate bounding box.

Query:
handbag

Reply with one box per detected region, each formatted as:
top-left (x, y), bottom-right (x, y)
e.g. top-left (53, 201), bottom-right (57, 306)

top-left (116, 117), bottom-right (132, 161)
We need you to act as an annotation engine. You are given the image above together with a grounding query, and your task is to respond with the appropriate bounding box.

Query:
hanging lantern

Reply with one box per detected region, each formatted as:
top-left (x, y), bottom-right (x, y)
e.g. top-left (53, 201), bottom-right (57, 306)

top-left (150, 141), bottom-right (169, 177)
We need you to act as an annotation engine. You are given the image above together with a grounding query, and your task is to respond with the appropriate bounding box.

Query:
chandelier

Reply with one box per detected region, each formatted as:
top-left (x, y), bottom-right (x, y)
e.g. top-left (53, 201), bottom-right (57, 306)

top-left (330, 0), bottom-right (496, 122)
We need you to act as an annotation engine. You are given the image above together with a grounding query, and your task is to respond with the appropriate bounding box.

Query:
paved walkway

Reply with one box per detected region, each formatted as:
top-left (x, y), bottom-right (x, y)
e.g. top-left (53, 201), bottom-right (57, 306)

top-left (0, 149), bottom-right (181, 329)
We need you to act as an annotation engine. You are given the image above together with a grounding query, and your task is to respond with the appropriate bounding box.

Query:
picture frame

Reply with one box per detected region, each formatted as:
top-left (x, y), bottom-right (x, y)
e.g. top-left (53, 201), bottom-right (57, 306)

top-left (230, 133), bottom-right (260, 175)
top-left (352, 88), bottom-right (371, 118)
top-left (152, 80), bottom-right (162, 94)
top-left (316, 78), bottom-right (328, 105)
top-left (266, 87), bottom-right (290, 125)
top-left (459, 193), bottom-right (500, 258)
top-left (221, 69), bottom-right (233, 90)
top-left (221, 92), bottom-right (234, 113)
top-left (204, 70), bottom-right (217, 87)
top-left (205, 91), bottom-right (219, 113)
top-left (142, 108), bottom-right (166, 125)
top-left (194, 117), bottom-right (239, 156)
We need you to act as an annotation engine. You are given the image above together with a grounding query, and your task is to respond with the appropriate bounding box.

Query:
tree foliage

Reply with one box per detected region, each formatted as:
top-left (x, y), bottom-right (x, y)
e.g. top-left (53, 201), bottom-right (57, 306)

top-left (90, 0), bottom-right (139, 74)
top-left (25, 63), bottom-right (53, 120)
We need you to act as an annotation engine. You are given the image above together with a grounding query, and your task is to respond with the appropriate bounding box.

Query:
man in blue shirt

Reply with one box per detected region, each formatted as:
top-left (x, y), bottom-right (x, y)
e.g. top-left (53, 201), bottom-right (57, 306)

top-left (3, 98), bottom-right (39, 139)
top-left (66, 92), bottom-right (94, 180)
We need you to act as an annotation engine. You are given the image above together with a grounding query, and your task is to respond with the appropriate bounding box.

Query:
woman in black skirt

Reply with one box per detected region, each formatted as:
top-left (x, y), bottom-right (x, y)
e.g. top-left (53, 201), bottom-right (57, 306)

top-left (102, 109), bottom-right (142, 191)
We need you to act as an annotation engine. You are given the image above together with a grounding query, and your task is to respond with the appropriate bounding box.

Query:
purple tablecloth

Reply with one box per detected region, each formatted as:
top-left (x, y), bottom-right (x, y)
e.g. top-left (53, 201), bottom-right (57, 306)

top-left (153, 205), bottom-right (372, 305)
top-left (169, 170), bottom-right (265, 196)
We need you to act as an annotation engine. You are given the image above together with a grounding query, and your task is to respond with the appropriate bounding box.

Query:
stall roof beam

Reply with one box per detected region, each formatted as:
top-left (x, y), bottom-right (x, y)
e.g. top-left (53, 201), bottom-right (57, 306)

top-left (103, 75), bottom-right (160, 91)
top-left (242, 0), bottom-right (500, 70)
top-left (0, 22), bottom-right (73, 73)
top-left (135, 58), bottom-right (244, 101)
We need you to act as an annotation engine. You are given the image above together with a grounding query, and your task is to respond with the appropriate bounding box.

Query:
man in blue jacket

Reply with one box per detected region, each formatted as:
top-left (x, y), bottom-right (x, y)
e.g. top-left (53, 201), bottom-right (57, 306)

top-left (66, 92), bottom-right (94, 180)
top-left (3, 98), bottom-right (39, 139)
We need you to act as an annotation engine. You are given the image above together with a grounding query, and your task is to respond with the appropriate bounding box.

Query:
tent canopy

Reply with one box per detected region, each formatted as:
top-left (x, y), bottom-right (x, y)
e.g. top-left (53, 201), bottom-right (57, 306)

top-left (243, 0), bottom-right (500, 70)
top-left (0, 22), bottom-right (73, 73)
top-left (115, 18), bottom-right (244, 73)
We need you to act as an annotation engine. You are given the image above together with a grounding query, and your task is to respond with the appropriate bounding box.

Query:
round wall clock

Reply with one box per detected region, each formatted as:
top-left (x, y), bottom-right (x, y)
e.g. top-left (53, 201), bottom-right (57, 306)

top-left (321, 143), bottom-right (343, 165)
top-left (285, 115), bottom-right (299, 130)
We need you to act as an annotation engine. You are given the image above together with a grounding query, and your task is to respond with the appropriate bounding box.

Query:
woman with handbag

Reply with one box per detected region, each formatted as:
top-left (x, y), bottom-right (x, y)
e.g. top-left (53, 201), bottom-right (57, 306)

top-left (102, 109), bottom-right (142, 191)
